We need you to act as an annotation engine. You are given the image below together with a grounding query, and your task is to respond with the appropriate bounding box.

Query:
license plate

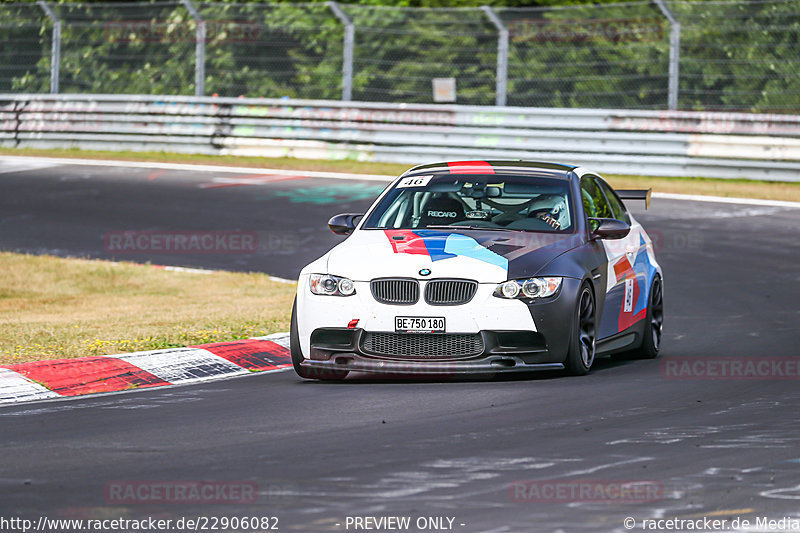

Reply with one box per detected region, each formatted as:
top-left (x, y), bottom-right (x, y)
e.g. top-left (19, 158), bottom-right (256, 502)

top-left (395, 316), bottom-right (445, 333)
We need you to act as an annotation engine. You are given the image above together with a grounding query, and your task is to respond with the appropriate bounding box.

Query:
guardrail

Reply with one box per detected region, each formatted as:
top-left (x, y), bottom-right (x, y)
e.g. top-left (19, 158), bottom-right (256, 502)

top-left (2, 94), bottom-right (800, 181)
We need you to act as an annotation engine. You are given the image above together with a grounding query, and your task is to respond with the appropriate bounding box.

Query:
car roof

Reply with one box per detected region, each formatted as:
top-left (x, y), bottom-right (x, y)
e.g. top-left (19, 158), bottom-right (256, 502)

top-left (401, 160), bottom-right (578, 180)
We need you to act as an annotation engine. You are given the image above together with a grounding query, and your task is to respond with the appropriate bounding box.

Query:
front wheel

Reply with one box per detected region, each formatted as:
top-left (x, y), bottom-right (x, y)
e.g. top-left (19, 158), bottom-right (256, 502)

top-left (290, 299), bottom-right (349, 381)
top-left (564, 283), bottom-right (596, 376)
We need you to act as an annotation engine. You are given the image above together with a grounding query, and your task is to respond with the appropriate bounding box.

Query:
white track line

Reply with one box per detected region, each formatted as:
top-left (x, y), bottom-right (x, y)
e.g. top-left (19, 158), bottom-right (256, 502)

top-left (0, 159), bottom-right (59, 175)
top-left (153, 265), bottom-right (295, 284)
top-left (3, 155), bottom-right (799, 208)
top-left (0, 155), bottom-right (396, 182)
top-left (653, 192), bottom-right (800, 209)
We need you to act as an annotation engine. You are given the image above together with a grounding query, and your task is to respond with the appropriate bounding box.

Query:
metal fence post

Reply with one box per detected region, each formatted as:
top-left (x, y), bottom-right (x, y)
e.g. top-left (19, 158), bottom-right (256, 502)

top-left (37, 0), bottom-right (60, 94)
top-left (481, 6), bottom-right (508, 107)
top-left (181, 0), bottom-right (205, 97)
top-left (653, 0), bottom-right (680, 110)
top-left (327, 1), bottom-right (354, 101)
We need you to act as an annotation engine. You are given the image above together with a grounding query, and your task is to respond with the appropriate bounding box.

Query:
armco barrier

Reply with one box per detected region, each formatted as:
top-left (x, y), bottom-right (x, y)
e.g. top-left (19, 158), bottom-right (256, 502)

top-left (2, 94), bottom-right (800, 181)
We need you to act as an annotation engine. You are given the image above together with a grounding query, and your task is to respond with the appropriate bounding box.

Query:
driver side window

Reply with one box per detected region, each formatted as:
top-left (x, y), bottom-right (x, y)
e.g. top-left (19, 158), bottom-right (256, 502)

top-left (596, 178), bottom-right (630, 224)
top-left (580, 176), bottom-right (613, 230)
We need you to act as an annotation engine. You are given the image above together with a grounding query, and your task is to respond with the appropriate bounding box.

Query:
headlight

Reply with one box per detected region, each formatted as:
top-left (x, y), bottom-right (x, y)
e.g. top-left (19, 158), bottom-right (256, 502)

top-left (498, 280), bottom-right (520, 298)
top-left (309, 274), bottom-right (356, 296)
top-left (494, 277), bottom-right (562, 299)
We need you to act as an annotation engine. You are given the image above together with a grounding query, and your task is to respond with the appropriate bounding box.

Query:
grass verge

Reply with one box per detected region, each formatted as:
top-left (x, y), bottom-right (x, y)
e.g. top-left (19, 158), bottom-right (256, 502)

top-left (0, 252), bottom-right (295, 365)
top-left (3, 146), bottom-right (800, 202)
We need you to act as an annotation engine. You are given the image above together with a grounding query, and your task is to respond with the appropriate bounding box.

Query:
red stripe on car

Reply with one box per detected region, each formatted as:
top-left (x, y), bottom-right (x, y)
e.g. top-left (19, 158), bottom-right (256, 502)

top-left (384, 229), bottom-right (430, 256)
top-left (446, 161), bottom-right (495, 174)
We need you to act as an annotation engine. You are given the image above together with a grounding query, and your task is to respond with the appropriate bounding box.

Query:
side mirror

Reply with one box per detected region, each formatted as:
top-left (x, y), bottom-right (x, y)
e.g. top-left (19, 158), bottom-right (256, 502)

top-left (328, 213), bottom-right (363, 236)
top-left (589, 218), bottom-right (630, 240)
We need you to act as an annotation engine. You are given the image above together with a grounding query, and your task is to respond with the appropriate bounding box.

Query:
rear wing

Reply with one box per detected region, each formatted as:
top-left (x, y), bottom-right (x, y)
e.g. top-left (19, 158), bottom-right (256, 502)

top-left (615, 188), bottom-right (652, 210)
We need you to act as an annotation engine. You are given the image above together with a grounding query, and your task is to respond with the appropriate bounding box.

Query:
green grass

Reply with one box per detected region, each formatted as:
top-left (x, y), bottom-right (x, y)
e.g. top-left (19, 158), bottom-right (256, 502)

top-left (0, 252), bottom-right (295, 364)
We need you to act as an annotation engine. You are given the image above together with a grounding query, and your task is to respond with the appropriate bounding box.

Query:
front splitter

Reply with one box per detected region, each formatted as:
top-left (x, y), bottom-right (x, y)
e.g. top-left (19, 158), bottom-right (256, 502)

top-left (301, 354), bottom-right (564, 376)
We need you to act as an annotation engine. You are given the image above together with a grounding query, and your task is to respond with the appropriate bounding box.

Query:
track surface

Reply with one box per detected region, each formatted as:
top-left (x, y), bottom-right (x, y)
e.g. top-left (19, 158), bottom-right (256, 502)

top-left (2, 159), bottom-right (800, 532)
top-left (0, 160), bottom-right (382, 278)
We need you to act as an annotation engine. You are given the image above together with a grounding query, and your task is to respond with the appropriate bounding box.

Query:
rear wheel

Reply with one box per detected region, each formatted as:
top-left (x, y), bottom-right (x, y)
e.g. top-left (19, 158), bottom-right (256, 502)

top-left (291, 299), bottom-right (348, 381)
top-left (564, 283), bottom-right (596, 376)
top-left (630, 276), bottom-right (663, 359)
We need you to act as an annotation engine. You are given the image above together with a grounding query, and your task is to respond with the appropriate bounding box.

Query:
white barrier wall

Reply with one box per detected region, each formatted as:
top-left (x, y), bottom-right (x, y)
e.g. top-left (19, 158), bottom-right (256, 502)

top-left (2, 94), bottom-right (800, 181)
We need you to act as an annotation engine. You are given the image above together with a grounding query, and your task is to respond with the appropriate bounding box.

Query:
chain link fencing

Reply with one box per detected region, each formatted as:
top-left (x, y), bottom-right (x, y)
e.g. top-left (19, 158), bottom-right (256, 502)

top-left (1, 0), bottom-right (798, 112)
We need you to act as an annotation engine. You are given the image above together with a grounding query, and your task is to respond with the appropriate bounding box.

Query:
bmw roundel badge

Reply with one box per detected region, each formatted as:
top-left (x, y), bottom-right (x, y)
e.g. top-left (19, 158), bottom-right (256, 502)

top-left (419, 268), bottom-right (431, 276)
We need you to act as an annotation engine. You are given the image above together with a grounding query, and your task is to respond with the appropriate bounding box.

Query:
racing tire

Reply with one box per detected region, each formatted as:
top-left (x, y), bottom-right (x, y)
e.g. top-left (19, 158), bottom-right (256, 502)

top-left (290, 298), bottom-right (349, 381)
top-left (564, 282), bottom-right (597, 376)
top-left (627, 275), bottom-right (663, 359)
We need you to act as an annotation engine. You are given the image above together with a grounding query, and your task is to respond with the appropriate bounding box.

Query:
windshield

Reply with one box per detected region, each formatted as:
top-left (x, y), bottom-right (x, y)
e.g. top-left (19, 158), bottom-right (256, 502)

top-left (363, 174), bottom-right (574, 233)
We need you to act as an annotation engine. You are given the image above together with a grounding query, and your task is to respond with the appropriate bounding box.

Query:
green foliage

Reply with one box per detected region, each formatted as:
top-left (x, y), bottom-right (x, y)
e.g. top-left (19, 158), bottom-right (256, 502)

top-left (503, 2), bottom-right (672, 108)
top-left (0, 3), bottom-right (51, 92)
top-left (343, 6), bottom-right (497, 104)
top-left (672, 0), bottom-right (800, 112)
top-left (3, 0), bottom-right (799, 113)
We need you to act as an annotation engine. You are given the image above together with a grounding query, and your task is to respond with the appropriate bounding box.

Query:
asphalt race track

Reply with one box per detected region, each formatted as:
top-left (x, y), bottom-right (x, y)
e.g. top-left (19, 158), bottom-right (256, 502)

top-left (0, 159), bottom-right (387, 279)
top-left (2, 158), bottom-right (800, 532)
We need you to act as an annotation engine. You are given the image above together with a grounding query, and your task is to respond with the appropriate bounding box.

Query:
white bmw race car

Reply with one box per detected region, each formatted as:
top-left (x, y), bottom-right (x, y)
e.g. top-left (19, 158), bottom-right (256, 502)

top-left (291, 160), bottom-right (663, 380)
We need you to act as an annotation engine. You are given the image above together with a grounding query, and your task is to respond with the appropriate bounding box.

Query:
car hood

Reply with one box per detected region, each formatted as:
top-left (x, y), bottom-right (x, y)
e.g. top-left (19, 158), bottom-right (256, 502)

top-left (323, 228), bottom-right (582, 283)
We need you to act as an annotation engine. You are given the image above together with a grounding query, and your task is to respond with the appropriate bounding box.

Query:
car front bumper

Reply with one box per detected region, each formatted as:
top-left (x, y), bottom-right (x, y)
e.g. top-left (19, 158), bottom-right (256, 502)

top-left (303, 328), bottom-right (567, 375)
top-left (295, 277), bottom-right (582, 376)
